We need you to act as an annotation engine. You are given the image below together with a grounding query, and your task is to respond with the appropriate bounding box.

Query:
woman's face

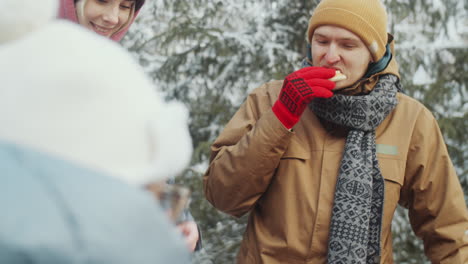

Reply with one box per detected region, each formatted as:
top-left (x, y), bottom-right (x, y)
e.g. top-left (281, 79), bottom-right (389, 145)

top-left (76, 0), bottom-right (135, 37)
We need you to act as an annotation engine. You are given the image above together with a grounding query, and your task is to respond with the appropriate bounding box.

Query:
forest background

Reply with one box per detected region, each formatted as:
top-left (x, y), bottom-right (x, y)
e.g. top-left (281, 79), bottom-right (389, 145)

top-left (122, 0), bottom-right (467, 263)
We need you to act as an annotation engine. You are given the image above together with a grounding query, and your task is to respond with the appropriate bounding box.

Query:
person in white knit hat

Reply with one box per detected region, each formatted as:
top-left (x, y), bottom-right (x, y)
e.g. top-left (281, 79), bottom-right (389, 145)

top-left (57, 0), bottom-right (202, 251)
top-left (0, 0), bottom-right (193, 262)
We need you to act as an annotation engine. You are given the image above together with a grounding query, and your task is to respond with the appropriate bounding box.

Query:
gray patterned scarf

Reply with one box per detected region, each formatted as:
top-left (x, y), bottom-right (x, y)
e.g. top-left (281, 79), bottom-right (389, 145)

top-left (309, 74), bottom-right (399, 264)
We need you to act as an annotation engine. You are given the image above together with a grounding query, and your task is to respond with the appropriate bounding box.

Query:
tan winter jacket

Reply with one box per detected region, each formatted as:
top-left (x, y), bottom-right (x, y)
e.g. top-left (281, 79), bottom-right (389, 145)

top-left (203, 80), bottom-right (468, 264)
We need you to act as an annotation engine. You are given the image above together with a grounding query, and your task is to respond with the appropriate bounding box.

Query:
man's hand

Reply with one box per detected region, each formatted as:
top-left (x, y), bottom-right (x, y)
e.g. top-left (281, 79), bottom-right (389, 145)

top-left (272, 67), bottom-right (336, 129)
top-left (177, 221), bottom-right (199, 252)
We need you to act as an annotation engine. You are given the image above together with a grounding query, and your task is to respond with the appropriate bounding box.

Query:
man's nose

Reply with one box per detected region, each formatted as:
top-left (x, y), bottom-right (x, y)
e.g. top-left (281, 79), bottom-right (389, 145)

top-left (102, 6), bottom-right (119, 25)
top-left (324, 44), bottom-right (340, 64)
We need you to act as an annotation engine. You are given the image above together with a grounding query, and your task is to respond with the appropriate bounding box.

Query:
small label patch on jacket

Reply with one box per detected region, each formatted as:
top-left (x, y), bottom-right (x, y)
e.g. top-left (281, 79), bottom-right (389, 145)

top-left (376, 144), bottom-right (398, 155)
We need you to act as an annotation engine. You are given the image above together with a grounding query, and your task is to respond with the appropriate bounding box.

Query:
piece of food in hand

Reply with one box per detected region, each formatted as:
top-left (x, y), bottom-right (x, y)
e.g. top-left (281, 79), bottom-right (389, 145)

top-left (328, 71), bottom-right (347, 82)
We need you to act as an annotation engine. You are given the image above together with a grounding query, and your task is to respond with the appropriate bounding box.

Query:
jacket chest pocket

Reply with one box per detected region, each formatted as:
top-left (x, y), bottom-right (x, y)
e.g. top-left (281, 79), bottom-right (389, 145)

top-left (281, 135), bottom-right (311, 161)
top-left (273, 136), bottom-right (311, 196)
top-left (276, 136), bottom-right (311, 182)
top-left (378, 155), bottom-right (404, 224)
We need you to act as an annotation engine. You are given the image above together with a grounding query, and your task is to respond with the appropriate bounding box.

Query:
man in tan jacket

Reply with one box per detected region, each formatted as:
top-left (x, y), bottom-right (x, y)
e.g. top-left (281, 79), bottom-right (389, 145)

top-left (203, 0), bottom-right (468, 263)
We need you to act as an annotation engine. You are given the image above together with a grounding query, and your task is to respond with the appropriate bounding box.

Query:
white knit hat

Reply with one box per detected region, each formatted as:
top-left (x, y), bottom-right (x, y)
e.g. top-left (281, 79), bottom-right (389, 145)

top-left (0, 0), bottom-right (57, 44)
top-left (0, 0), bottom-right (192, 185)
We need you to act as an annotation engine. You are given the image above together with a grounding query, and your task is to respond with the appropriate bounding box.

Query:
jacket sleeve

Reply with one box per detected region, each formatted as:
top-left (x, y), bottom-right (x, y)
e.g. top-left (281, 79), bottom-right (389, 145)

top-left (203, 83), bottom-right (293, 217)
top-left (399, 107), bottom-right (468, 263)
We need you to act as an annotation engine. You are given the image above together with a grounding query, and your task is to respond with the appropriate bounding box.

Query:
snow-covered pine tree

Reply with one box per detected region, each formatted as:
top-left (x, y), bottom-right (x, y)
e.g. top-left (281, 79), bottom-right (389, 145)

top-left (386, 0), bottom-right (467, 262)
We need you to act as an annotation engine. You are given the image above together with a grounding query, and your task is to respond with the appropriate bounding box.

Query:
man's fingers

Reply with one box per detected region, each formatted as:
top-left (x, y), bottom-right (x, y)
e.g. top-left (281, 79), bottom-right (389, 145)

top-left (306, 78), bottom-right (336, 90)
top-left (309, 86), bottom-right (334, 98)
top-left (296, 67), bottom-right (336, 79)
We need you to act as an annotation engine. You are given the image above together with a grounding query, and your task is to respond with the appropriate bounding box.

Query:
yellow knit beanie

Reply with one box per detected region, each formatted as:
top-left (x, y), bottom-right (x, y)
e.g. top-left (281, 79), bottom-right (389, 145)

top-left (307, 0), bottom-right (389, 62)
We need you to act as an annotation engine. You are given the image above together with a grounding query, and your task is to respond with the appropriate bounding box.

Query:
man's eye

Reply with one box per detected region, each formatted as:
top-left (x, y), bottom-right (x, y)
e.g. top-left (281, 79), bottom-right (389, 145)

top-left (343, 44), bottom-right (356, 49)
top-left (120, 5), bottom-right (132, 9)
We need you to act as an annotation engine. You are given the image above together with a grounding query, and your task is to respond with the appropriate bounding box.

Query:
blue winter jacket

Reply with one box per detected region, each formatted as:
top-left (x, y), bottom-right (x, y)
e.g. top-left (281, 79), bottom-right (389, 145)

top-left (0, 141), bottom-right (191, 264)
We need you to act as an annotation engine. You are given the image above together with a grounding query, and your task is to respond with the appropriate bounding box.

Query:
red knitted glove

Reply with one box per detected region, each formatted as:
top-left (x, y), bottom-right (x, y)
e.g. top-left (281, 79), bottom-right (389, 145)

top-left (272, 67), bottom-right (336, 129)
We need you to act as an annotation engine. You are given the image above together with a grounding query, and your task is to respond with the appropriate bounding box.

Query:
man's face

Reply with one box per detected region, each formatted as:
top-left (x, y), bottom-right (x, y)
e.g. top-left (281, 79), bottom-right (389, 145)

top-left (77, 0), bottom-right (134, 38)
top-left (311, 25), bottom-right (372, 90)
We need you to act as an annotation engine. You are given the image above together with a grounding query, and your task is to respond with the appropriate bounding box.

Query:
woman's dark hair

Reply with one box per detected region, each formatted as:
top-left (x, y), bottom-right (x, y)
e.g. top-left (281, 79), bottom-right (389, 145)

top-left (135, 0), bottom-right (145, 11)
top-left (73, 0), bottom-right (145, 11)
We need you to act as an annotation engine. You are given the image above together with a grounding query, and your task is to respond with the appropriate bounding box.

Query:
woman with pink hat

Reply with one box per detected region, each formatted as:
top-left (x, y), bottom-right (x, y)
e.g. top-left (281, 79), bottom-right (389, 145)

top-left (58, 0), bottom-right (145, 41)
